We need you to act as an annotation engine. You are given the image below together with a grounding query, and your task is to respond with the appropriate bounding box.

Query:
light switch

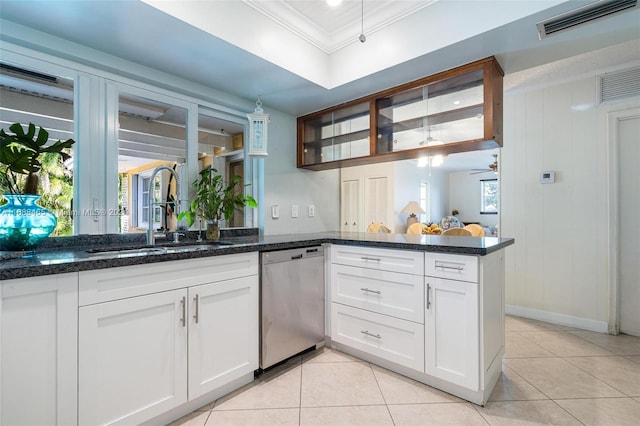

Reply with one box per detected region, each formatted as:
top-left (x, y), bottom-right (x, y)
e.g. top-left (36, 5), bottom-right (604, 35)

top-left (308, 205), bottom-right (315, 217)
top-left (271, 204), bottom-right (279, 219)
top-left (291, 205), bottom-right (299, 218)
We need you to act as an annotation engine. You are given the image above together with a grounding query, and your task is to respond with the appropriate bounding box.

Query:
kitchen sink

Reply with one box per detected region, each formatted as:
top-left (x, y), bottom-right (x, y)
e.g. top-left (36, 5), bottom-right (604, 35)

top-left (85, 242), bottom-right (232, 258)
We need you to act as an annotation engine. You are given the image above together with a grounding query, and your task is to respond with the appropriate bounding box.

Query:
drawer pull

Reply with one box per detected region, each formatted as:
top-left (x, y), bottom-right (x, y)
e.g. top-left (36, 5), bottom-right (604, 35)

top-left (360, 287), bottom-right (382, 295)
top-left (193, 294), bottom-right (200, 324)
top-left (180, 296), bottom-right (186, 327)
top-left (360, 330), bottom-right (381, 339)
top-left (435, 261), bottom-right (464, 271)
top-left (361, 256), bottom-right (382, 262)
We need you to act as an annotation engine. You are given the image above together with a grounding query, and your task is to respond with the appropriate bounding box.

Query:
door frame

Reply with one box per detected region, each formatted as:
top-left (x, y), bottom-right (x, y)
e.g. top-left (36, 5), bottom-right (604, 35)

top-left (607, 107), bottom-right (640, 335)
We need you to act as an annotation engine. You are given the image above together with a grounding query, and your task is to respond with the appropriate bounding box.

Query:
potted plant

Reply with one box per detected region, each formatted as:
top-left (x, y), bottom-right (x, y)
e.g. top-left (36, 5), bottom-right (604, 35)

top-left (0, 122), bottom-right (75, 250)
top-left (178, 166), bottom-right (257, 239)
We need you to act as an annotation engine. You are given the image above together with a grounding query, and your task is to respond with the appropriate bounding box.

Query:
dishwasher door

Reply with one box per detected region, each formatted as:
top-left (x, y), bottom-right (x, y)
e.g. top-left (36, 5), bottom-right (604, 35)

top-left (260, 246), bottom-right (325, 369)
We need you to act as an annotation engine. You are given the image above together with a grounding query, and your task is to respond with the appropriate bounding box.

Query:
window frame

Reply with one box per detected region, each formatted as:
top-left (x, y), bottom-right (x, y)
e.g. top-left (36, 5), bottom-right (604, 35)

top-left (480, 178), bottom-right (499, 215)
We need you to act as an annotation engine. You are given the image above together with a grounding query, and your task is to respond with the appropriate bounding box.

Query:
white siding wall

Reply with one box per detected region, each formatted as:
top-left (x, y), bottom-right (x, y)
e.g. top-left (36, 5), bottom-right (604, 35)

top-left (502, 73), bottom-right (640, 331)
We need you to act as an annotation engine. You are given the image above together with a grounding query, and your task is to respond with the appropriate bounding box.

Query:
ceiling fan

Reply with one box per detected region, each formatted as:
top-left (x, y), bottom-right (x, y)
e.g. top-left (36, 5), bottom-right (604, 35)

top-left (470, 154), bottom-right (498, 175)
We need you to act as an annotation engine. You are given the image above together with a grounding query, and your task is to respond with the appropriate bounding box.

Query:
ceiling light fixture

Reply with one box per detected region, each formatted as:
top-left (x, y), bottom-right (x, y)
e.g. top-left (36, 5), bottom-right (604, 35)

top-left (326, 0), bottom-right (342, 6)
top-left (359, 0), bottom-right (366, 43)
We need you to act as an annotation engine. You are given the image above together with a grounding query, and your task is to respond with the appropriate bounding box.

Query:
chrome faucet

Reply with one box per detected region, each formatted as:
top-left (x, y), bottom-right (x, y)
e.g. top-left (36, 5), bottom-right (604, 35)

top-left (147, 165), bottom-right (181, 245)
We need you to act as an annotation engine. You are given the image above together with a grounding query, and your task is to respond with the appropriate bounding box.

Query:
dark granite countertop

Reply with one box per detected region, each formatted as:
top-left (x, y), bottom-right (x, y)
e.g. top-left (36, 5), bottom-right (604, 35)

top-left (0, 230), bottom-right (514, 280)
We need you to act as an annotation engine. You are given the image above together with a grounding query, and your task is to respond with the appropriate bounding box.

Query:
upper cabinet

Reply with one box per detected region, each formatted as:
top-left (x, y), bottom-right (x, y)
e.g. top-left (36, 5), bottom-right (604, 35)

top-left (297, 57), bottom-right (503, 171)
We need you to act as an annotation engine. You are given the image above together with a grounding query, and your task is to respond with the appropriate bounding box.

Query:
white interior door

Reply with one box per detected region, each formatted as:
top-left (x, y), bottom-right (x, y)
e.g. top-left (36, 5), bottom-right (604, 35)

top-left (619, 113), bottom-right (640, 336)
top-left (341, 178), bottom-right (360, 232)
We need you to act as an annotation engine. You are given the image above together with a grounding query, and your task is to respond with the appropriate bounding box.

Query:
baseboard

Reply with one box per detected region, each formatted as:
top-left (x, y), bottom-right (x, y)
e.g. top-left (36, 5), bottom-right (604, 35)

top-left (506, 305), bottom-right (609, 333)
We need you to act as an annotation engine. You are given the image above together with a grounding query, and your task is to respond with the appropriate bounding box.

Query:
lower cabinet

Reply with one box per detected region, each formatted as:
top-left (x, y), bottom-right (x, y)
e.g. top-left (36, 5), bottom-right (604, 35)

top-left (424, 277), bottom-right (479, 390)
top-left (79, 289), bottom-right (188, 425)
top-left (78, 254), bottom-right (259, 426)
top-left (329, 245), bottom-right (505, 405)
top-left (1, 273), bottom-right (78, 426)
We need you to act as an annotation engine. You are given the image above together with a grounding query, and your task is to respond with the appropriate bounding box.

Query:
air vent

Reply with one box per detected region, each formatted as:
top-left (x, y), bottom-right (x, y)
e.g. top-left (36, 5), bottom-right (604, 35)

top-left (599, 66), bottom-right (640, 103)
top-left (0, 63), bottom-right (58, 83)
top-left (537, 0), bottom-right (638, 39)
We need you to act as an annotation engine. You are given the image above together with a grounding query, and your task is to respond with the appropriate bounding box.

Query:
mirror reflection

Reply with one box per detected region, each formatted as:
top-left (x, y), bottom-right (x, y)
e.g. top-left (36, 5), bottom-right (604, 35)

top-left (340, 149), bottom-right (500, 237)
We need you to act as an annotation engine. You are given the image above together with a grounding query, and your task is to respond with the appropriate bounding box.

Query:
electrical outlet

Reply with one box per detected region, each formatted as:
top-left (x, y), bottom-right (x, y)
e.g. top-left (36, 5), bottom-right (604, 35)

top-left (291, 205), bottom-right (299, 218)
top-left (308, 205), bottom-right (315, 217)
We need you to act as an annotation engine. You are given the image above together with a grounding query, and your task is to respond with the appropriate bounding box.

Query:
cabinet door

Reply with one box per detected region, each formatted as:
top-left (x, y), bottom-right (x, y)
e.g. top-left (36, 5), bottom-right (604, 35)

top-left (79, 289), bottom-right (188, 426)
top-left (425, 277), bottom-right (479, 391)
top-left (188, 275), bottom-right (258, 399)
top-left (1, 273), bottom-right (78, 426)
top-left (341, 178), bottom-right (360, 232)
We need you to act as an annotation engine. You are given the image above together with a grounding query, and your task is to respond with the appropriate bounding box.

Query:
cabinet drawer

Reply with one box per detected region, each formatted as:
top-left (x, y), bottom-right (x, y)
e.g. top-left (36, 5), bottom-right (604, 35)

top-left (424, 252), bottom-right (478, 283)
top-left (79, 252), bottom-right (258, 306)
top-left (331, 303), bottom-right (424, 371)
top-left (330, 245), bottom-right (424, 275)
top-left (331, 264), bottom-right (424, 323)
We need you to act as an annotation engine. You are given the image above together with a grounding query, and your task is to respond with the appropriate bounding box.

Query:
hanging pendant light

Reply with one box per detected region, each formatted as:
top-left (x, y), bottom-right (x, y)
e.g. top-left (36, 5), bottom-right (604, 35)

top-left (359, 0), bottom-right (366, 43)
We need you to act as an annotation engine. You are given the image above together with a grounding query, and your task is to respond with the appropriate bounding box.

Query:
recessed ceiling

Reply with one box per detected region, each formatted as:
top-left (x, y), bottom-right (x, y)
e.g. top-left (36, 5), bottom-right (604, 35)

top-left (244, 0), bottom-right (436, 53)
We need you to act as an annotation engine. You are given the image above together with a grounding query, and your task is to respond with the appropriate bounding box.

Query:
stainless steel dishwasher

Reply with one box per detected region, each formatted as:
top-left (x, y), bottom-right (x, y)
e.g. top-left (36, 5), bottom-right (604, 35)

top-left (260, 246), bottom-right (325, 369)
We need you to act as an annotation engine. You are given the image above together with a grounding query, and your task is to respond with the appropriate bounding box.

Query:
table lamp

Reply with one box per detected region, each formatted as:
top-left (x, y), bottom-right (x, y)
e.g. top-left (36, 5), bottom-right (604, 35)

top-left (401, 201), bottom-right (425, 226)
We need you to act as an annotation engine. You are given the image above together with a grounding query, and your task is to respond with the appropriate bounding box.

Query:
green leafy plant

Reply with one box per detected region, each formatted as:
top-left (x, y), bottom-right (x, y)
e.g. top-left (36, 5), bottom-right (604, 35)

top-left (0, 122), bottom-right (75, 195)
top-left (178, 166), bottom-right (257, 227)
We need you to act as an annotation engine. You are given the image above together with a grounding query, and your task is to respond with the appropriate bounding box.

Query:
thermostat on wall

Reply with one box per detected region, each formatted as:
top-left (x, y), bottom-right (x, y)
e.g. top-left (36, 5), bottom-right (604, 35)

top-left (539, 171), bottom-right (555, 184)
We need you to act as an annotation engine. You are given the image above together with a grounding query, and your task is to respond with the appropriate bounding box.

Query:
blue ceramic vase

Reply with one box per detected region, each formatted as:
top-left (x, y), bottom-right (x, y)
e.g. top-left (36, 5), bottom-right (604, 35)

top-left (0, 194), bottom-right (57, 251)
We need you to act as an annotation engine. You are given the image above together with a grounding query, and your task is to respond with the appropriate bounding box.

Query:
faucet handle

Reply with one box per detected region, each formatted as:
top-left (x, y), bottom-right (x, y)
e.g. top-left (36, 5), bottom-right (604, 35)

top-left (173, 232), bottom-right (186, 243)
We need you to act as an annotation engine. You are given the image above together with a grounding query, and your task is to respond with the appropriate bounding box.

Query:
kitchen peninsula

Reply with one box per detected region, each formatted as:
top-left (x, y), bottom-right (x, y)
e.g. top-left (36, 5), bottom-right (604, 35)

top-left (0, 231), bottom-right (513, 425)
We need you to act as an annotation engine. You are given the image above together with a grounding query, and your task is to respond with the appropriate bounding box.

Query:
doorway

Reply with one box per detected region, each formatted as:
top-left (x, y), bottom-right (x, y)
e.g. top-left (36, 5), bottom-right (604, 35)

top-left (617, 110), bottom-right (640, 336)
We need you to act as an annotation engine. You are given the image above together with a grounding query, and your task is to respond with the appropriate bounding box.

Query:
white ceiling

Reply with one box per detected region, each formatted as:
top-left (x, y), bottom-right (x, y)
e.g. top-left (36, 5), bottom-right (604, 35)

top-left (0, 0), bottom-right (638, 117)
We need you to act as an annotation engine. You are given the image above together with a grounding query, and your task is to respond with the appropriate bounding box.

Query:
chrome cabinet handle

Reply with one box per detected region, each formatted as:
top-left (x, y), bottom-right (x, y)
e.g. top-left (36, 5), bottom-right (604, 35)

top-left (426, 283), bottom-right (431, 309)
top-left (435, 261), bottom-right (464, 271)
top-left (361, 256), bottom-right (381, 262)
top-left (360, 330), bottom-right (381, 339)
top-left (180, 296), bottom-right (186, 327)
top-left (193, 294), bottom-right (199, 324)
top-left (360, 287), bottom-right (382, 295)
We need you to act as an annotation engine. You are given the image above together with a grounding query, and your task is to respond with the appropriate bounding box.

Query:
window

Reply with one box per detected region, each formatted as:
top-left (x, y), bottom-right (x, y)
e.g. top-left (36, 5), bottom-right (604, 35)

top-left (419, 180), bottom-right (430, 223)
top-left (480, 179), bottom-right (498, 214)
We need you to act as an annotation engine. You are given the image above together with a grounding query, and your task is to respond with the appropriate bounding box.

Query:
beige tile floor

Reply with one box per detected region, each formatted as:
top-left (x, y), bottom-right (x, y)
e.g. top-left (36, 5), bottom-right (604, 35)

top-left (171, 315), bottom-right (640, 426)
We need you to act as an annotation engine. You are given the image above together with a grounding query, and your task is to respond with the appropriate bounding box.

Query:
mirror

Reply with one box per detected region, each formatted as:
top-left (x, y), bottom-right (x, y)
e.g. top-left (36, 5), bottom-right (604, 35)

top-left (117, 93), bottom-right (187, 234)
top-left (340, 149), bottom-right (500, 236)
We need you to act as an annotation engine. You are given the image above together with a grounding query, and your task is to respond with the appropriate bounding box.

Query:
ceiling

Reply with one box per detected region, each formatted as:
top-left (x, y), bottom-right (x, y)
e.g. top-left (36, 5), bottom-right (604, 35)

top-left (0, 0), bottom-right (638, 117)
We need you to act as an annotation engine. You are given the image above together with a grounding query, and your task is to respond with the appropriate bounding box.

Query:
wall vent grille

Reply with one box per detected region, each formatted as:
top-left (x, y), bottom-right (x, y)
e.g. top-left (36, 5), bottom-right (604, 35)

top-left (537, 0), bottom-right (638, 39)
top-left (599, 66), bottom-right (640, 103)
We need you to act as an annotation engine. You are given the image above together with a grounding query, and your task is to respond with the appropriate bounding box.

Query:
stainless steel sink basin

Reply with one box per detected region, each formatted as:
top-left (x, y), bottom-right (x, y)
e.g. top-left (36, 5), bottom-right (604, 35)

top-left (86, 242), bottom-right (231, 258)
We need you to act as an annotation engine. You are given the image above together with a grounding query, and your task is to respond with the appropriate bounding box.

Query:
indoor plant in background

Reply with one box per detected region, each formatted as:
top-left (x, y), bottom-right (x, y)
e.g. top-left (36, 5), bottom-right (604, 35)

top-left (178, 166), bottom-right (257, 240)
top-left (0, 122), bottom-right (75, 251)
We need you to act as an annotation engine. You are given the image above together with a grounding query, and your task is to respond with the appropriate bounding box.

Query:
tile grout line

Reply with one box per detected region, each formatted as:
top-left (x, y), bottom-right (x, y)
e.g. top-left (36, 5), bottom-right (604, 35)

top-left (368, 362), bottom-right (397, 426)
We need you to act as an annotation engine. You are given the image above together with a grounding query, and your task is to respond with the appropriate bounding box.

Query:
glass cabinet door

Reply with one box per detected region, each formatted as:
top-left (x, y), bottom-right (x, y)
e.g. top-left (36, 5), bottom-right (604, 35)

top-left (300, 102), bottom-right (370, 167)
top-left (376, 68), bottom-right (484, 155)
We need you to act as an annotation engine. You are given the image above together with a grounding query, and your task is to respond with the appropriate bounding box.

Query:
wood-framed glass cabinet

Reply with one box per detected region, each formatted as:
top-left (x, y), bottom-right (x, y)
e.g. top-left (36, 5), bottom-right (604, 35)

top-left (297, 56), bottom-right (503, 171)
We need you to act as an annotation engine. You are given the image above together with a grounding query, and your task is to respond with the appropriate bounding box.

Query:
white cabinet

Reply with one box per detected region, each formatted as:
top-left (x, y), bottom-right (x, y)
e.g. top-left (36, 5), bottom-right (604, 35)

top-left (330, 245), bottom-right (425, 371)
top-left (188, 276), bottom-right (258, 399)
top-left (330, 245), bottom-right (505, 406)
top-left (78, 253), bottom-right (259, 426)
top-left (79, 289), bottom-right (188, 426)
top-left (1, 273), bottom-right (78, 426)
top-left (425, 276), bottom-right (479, 390)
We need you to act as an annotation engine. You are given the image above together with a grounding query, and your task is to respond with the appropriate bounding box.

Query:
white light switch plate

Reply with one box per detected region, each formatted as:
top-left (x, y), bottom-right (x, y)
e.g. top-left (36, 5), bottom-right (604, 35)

top-left (271, 205), bottom-right (279, 219)
top-left (308, 205), bottom-right (315, 217)
top-left (291, 205), bottom-right (299, 218)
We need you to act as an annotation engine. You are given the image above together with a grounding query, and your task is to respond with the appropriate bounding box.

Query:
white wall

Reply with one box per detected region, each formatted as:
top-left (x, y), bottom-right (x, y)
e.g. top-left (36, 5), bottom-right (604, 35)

top-left (262, 108), bottom-right (340, 235)
top-left (501, 70), bottom-right (640, 332)
top-left (448, 171), bottom-right (499, 228)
